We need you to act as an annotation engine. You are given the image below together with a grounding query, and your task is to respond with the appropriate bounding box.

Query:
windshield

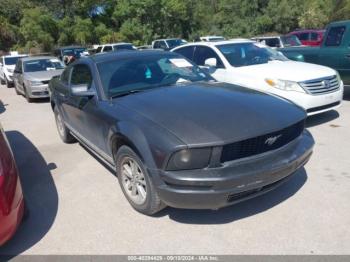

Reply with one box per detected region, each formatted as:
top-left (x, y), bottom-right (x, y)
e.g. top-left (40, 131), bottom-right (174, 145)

top-left (216, 43), bottom-right (288, 67)
top-left (97, 53), bottom-right (212, 98)
top-left (280, 35), bottom-right (302, 47)
top-left (24, 59), bottom-right (65, 72)
top-left (4, 56), bottom-right (23, 65)
top-left (62, 48), bottom-right (86, 58)
top-left (167, 39), bottom-right (187, 49)
top-left (113, 44), bottom-right (135, 51)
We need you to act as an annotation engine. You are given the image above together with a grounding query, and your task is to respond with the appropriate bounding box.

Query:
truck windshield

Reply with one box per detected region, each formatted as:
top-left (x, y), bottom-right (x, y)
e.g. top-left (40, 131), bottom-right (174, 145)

top-left (97, 53), bottom-right (213, 98)
top-left (216, 43), bottom-right (288, 67)
top-left (24, 59), bottom-right (65, 72)
top-left (280, 35), bottom-right (302, 47)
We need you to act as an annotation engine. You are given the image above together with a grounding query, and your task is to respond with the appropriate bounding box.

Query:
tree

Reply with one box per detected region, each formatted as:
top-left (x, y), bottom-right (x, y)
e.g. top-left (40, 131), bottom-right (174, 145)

top-left (20, 7), bottom-right (58, 51)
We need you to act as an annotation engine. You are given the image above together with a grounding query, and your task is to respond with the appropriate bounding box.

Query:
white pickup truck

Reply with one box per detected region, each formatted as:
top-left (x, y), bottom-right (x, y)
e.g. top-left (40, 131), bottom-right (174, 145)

top-left (0, 53), bottom-right (27, 88)
top-left (172, 39), bottom-right (343, 115)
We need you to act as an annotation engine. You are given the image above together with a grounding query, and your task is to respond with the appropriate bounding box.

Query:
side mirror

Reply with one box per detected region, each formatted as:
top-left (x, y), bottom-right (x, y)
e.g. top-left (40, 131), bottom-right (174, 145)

top-left (14, 69), bottom-right (22, 74)
top-left (204, 58), bottom-right (217, 68)
top-left (71, 84), bottom-right (95, 98)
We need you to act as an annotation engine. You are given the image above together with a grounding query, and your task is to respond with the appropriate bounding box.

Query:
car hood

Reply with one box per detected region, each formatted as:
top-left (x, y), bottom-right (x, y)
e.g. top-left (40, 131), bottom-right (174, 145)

top-left (233, 60), bottom-right (336, 82)
top-left (116, 82), bottom-right (306, 146)
top-left (24, 70), bottom-right (63, 81)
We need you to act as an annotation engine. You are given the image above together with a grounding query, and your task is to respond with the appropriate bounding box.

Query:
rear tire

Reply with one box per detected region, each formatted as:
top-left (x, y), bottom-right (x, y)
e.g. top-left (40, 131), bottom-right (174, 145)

top-left (54, 106), bottom-right (76, 143)
top-left (5, 78), bottom-right (11, 88)
top-left (115, 146), bottom-right (165, 215)
top-left (0, 78), bottom-right (5, 85)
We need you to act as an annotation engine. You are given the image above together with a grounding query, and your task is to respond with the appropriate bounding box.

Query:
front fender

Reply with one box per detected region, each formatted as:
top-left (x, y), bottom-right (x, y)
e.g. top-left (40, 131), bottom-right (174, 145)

top-left (107, 119), bottom-right (185, 171)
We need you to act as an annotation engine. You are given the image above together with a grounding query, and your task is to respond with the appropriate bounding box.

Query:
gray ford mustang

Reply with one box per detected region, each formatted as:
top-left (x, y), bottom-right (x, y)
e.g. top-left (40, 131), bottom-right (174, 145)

top-left (49, 50), bottom-right (314, 215)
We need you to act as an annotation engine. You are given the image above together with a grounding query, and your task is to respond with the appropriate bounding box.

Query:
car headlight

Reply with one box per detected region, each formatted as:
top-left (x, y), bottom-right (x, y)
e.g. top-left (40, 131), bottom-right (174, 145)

top-left (7, 68), bottom-right (14, 73)
top-left (166, 148), bottom-right (212, 171)
top-left (30, 80), bottom-right (43, 86)
top-left (265, 78), bottom-right (305, 93)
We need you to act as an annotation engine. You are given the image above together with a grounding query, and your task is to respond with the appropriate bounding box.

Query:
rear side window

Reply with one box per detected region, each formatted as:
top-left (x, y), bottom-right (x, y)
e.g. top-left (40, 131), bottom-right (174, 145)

top-left (298, 33), bottom-right (309, 41)
top-left (310, 33), bottom-right (318, 41)
top-left (103, 46), bottom-right (113, 52)
top-left (173, 46), bottom-right (195, 61)
top-left (264, 38), bottom-right (281, 47)
top-left (70, 64), bottom-right (93, 88)
top-left (325, 26), bottom-right (346, 46)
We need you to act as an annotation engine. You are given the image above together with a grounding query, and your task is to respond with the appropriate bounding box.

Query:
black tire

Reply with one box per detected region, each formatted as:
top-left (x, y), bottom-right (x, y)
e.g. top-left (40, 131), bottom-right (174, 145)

top-left (5, 78), bottom-right (11, 88)
top-left (115, 146), bottom-right (165, 215)
top-left (54, 106), bottom-right (76, 143)
top-left (24, 86), bottom-right (33, 103)
top-left (0, 78), bottom-right (5, 85)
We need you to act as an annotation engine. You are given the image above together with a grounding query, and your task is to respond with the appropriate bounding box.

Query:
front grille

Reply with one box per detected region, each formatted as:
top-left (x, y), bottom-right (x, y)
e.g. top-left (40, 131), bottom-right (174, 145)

top-left (299, 75), bottom-right (339, 95)
top-left (41, 80), bottom-right (50, 84)
top-left (220, 120), bottom-right (304, 163)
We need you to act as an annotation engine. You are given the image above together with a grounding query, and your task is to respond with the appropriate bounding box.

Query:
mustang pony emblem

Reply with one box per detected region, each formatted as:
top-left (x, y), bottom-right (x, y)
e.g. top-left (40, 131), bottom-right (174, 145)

top-left (265, 135), bottom-right (282, 146)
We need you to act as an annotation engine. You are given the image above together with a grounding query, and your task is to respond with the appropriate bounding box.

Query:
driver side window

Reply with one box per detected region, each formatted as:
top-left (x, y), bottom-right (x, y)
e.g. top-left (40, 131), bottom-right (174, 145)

top-left (70, 64), bottom-right (93, 89)
top-left (193, 46), bottom-right (225, 68)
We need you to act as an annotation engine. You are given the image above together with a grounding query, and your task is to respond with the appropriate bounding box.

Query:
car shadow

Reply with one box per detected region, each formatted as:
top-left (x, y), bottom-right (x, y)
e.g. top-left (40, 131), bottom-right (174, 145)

top-left (155, 168), bottom-right (307, 224)
top-left (0, 131), bottom-right (58, 259)
top-left (343, 88), bottom-right (350, 101)
top-left (305, 110), bottom-right (339, 128)
top-left (29, 98), bottom-right (50, 104)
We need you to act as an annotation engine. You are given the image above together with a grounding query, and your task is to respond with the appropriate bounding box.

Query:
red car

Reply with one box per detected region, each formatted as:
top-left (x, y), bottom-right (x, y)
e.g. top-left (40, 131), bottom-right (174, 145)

top-left (288, 29), bottom-right (325, 46)
top-left (0, 123), bottom-right (24, 246)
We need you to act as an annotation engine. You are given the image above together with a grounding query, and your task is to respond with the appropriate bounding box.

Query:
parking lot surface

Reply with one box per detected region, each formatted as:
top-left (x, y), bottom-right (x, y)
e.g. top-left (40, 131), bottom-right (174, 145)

top-left (0, 84), bottom-right (349, 256)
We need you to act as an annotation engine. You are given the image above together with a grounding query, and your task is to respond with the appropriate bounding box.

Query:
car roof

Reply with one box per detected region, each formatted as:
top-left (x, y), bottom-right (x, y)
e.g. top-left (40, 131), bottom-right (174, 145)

top-left (87, 50), bottom-right (174, 63)
top-left (20, 56), bottom-right (59, 62)
top-left (174, 39), bottom-right (254, 48)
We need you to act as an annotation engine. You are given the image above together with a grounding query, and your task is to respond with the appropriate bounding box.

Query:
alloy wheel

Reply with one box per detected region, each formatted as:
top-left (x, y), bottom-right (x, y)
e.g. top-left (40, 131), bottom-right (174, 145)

top-left (121, 157), bottom-right (147, 205)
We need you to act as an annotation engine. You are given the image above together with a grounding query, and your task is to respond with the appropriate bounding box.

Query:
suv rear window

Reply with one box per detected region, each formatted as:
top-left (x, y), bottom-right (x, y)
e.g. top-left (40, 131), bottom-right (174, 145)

top-left (325, 26), bottom-right (346, 46)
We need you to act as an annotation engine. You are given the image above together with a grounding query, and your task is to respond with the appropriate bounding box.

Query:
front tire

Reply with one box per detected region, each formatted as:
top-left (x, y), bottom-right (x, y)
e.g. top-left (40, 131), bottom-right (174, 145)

top-left (54, 106), bottom-right (76, 143)
top-left (115, 146), bottom-right (165, 215)
top-left (0, 78), bottom-right (5, 85)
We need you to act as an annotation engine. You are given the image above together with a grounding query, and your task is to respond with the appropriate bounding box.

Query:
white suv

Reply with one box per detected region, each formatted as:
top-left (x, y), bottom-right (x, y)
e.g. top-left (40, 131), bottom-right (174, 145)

top-left (172, 39), bottom-right (343, 115)
top-left (0, 53), bottom-right (27, 88)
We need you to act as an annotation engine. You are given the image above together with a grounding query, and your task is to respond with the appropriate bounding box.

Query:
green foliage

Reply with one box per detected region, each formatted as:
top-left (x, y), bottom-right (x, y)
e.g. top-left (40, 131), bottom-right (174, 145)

top-left (20, 7), bottom-right (58, 51)
top-left (1, 0), bottom-right (350, 52)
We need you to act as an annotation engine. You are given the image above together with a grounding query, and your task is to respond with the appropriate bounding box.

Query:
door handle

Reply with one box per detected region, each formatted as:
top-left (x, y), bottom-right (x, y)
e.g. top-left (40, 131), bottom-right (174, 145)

top-left (345, 54), bottom-right (350, 58)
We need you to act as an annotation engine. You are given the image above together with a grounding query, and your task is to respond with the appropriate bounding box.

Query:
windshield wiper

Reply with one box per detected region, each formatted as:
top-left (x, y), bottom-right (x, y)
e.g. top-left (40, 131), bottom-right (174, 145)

top-left (110, 89), bottom-right (144, 99)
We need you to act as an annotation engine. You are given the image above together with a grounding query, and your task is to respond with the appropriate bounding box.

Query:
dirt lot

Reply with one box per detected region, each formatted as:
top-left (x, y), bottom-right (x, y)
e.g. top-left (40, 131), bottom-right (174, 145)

top-left (0, 85), bottom-right (349, 256)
